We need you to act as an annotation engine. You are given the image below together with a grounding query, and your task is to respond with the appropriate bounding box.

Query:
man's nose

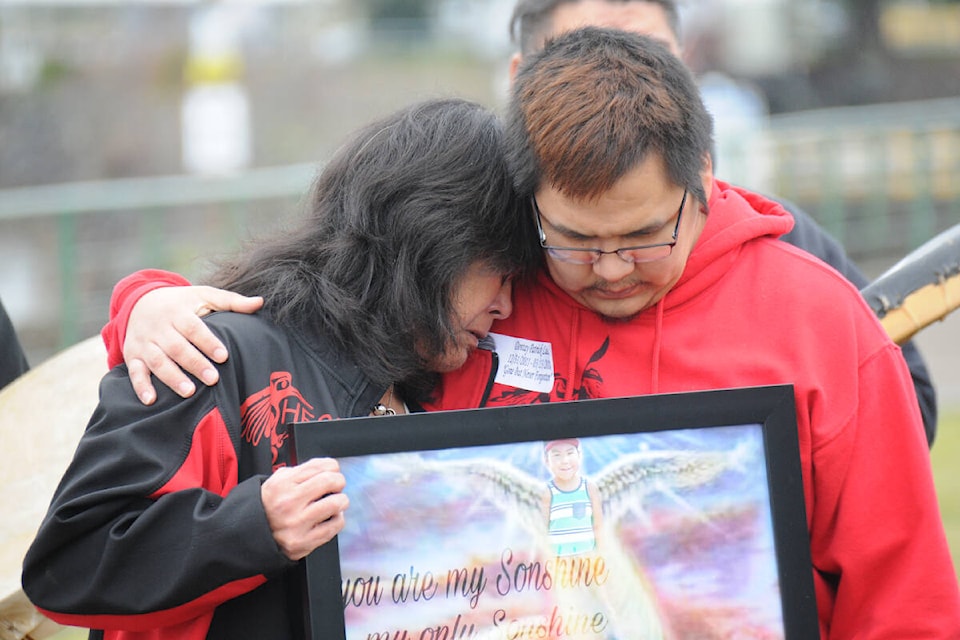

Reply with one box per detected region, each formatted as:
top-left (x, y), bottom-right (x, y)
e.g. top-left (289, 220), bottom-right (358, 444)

top-left (591, 252), bottom-right (635, 282)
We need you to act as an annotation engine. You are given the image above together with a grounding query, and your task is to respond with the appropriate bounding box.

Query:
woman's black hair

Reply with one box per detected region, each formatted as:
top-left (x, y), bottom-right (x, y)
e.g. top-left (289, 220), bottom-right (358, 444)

top-left (207, 98), bottom-right (539, 400)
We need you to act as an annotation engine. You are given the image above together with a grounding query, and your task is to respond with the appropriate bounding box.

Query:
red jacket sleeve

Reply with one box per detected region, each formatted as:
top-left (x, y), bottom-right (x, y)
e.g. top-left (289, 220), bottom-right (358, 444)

top-left (101, 269), bottom-right (193, 369)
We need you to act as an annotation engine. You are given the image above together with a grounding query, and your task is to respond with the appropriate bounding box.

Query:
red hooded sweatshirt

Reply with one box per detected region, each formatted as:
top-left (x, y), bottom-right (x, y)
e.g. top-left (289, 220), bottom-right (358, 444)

top-left (425, 180), bottom-right (960, 638)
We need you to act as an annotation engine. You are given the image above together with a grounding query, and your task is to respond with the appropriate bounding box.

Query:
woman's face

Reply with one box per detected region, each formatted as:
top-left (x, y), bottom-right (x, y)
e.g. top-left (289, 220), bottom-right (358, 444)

top-left (428, 262), bottom-right (514, 373)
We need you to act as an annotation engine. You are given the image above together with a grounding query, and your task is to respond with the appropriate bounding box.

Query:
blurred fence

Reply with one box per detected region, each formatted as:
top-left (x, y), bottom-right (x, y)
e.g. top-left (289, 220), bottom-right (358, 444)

top-left (0, 163), bottom-right (318, 362)
top-left (767, 96), bottom-right (960, 256)
top-left (0, 97), bottom-right (958, 364)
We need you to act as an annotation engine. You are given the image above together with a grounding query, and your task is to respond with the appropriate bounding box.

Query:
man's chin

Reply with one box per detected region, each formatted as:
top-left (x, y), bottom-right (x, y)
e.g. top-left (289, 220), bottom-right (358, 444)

top-left (580, 295), bottom-right (649, 323)
top-left (598, 310), bottom-right (643, 324)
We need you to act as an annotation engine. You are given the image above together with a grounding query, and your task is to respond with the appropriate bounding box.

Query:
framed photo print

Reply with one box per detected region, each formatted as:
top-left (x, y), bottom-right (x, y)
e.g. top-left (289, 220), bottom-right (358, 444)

top-left (290, 384), bottom-right (818, 639)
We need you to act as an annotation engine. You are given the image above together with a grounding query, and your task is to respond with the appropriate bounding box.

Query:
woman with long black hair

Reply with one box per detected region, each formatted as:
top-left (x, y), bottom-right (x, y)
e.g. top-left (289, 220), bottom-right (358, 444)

top-left (22, 97), bottom-right (539, 640)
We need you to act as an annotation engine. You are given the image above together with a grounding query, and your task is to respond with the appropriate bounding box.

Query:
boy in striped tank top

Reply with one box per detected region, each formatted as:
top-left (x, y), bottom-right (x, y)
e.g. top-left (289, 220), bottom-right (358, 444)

top-left (542, 439), bottom-right (603, 557)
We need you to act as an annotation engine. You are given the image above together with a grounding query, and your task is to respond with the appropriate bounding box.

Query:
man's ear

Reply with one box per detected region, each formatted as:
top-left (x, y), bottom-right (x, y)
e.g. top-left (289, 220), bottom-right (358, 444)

top-left (508, 53), bottom-right (523, 86)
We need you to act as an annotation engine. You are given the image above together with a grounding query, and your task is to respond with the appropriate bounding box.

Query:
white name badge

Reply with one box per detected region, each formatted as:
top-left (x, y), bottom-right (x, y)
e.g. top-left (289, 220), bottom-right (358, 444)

top-left (489, 333), bottom-right (555, 394)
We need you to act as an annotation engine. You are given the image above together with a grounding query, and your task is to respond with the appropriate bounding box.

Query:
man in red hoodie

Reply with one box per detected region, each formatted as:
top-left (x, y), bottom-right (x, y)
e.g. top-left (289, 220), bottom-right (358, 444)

top-left (101, 27), bottom-right (959, 638)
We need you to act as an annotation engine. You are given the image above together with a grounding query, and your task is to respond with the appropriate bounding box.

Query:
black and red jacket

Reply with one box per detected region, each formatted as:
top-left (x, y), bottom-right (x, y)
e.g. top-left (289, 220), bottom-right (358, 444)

top-left (22, 311), bottom-right (387, 639)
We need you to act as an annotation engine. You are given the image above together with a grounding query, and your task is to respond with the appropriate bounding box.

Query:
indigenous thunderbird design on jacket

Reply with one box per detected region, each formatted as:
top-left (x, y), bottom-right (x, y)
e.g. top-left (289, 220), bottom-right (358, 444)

top-left (426, 181), bottom-right (960, 638)
top-left (22, 311), bottom-right (387, 640)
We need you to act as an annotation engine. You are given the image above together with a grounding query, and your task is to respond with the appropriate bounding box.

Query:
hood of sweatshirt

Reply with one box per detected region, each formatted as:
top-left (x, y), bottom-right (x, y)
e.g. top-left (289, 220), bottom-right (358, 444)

top-left (652, 178), bottom-right (795, 311)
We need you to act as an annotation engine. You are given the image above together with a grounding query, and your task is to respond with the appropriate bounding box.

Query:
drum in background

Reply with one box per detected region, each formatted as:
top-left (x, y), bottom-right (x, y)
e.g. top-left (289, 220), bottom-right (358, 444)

top-left (0, 336), bottom-right (107, 640)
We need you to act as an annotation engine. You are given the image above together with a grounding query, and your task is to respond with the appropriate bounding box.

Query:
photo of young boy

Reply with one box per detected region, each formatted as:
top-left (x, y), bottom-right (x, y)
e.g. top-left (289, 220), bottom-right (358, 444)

top-left (541, 438), bottom-right (604, 557)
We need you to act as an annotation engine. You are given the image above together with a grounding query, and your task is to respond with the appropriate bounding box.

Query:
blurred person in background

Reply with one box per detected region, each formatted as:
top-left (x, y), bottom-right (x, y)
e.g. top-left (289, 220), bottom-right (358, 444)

top-left (101, 0), bottom-right (938, 449)
top-left (0, 297), bottom-right (29, 390)
top-left (21, 97), bottom-right (538, 639)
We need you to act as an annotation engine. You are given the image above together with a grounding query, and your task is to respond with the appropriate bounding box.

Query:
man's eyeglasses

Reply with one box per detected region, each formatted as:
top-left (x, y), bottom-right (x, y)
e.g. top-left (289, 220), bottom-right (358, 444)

top-left (533, 190), bottom-right (687, 265)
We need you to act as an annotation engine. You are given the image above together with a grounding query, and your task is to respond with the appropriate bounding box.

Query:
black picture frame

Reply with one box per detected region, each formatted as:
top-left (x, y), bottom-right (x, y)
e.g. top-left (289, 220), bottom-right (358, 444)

top-left (290, 384), bottom-right (818, 639)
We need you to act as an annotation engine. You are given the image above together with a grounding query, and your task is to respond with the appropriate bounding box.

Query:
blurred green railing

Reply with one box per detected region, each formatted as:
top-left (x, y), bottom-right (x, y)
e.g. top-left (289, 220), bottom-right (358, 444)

top-left (0, 163), bottom-right (318, 356)
top-left (1, 98), bottom-right (958, 360)
top-left (767, 96), bottom-right (960, 256)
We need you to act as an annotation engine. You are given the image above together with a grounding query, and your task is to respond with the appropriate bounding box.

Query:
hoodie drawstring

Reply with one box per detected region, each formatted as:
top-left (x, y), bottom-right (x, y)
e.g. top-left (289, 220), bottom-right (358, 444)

top-left (566, 311), bottom-right (580, 400)
top-left (651, 299), bottom-right (665, 394)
